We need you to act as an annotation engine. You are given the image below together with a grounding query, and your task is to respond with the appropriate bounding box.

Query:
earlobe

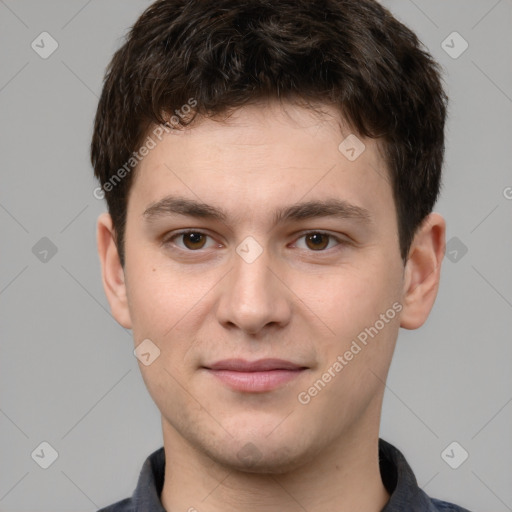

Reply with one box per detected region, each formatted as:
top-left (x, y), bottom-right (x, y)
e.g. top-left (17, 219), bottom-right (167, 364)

top-left (96, 212), bottom-right (133, 329)
top-left (400, 213), bottom-right (446, 330)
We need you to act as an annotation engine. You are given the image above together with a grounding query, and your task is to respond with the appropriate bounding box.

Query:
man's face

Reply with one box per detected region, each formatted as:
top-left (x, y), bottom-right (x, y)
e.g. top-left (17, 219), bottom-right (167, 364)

top-left (118, 101), bottom-right (406, 471)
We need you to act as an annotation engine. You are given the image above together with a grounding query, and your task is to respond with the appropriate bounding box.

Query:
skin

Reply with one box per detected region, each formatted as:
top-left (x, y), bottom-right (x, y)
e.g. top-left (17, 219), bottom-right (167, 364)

top-left (97, 99), bottom-right (445, 512)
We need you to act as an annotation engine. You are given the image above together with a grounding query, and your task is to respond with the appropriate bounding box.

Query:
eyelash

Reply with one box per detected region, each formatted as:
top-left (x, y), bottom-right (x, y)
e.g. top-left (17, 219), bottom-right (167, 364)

top-left (163, 230), bottom-right (349, 253)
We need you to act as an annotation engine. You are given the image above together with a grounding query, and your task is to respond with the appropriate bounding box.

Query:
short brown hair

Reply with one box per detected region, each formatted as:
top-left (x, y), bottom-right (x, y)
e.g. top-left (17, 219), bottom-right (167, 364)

top-left (90, 0), bottom-right (447, 267)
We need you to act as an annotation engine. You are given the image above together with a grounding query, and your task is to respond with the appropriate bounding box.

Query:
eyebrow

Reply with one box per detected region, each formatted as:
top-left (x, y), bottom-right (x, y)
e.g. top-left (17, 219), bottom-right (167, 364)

top-left (143, 195), bottom-right (372, 226)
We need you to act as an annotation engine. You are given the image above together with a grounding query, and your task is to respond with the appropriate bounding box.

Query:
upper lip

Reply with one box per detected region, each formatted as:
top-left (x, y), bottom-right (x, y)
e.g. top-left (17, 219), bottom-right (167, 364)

top-left (205, 358), bottom-right (306, 371)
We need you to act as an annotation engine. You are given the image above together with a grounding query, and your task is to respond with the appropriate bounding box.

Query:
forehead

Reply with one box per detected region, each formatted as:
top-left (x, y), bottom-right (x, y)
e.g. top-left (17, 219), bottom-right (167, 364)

top-left (128, 101), bottom-right (394, 225)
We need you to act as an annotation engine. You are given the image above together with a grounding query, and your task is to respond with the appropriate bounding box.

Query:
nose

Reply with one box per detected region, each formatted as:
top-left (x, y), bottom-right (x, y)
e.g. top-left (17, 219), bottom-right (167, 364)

top-left (215, 243), bottom-right (292, 336)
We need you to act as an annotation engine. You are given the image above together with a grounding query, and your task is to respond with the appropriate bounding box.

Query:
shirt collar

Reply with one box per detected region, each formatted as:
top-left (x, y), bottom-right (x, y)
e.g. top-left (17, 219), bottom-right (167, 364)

top-left (378, 439), bottom-right (440, 511)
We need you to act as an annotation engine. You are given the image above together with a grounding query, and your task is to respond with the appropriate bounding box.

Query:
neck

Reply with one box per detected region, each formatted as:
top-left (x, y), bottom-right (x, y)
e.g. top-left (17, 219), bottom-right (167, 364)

top-left (160, 418), bottom-right (389, 512)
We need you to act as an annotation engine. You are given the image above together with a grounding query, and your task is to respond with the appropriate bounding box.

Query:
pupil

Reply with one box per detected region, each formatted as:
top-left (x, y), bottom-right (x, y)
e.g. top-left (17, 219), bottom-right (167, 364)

top-left (307, 233), bottom-right (328, 250)
top-left (185, 232), bottom-right (204, 249)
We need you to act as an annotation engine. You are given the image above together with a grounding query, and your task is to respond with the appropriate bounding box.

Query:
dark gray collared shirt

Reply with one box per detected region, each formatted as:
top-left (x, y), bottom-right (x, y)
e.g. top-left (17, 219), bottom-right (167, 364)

top-left (97, 439), bottom-right (472, 512)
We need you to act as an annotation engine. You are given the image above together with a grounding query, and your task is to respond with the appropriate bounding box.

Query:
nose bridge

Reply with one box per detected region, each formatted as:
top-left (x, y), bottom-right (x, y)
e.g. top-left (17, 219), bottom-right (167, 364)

top-left (234, 245), bottom-right (272, 299)
top-left (216, 239), bottom-right (290, 334)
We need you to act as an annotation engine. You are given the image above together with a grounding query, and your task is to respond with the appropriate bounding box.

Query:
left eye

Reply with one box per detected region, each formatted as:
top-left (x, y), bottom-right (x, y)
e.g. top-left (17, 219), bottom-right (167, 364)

top-left (294, 232), bottom-right (342, 251)
top-left (165, 231), bottom-right (344, 252)
top-left (168, 231), bottom-right (217, 250)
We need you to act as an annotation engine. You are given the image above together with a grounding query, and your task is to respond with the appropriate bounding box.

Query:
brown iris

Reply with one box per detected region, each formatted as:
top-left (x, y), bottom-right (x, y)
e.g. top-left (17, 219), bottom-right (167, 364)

top-left (305, 233), bottom-right (330, 250)
top-left (182, 232), bottom-right (207, 250)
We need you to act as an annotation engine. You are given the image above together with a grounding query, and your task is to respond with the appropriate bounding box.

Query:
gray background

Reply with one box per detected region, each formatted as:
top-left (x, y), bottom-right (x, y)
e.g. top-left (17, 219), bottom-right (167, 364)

top-left (1, 0), bottom-right (511, 510)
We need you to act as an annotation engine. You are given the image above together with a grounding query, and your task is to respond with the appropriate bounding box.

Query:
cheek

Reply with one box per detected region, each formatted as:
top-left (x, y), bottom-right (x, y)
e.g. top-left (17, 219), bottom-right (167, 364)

top-left (293, 258), bottom-right (403, 382)
top-left (294, 261), bottom-right (399, 331)
top-left (124, 259), bottom-right (186, 341)
top-left (124, 253), bottom-right (222, 352)
top-left (296, 269), bottom-right (401, 416)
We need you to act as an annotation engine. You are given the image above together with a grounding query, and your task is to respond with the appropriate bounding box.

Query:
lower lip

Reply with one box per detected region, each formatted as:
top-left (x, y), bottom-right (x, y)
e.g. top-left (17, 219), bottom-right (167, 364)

top-left (206, 369), bottom-right (305, 392)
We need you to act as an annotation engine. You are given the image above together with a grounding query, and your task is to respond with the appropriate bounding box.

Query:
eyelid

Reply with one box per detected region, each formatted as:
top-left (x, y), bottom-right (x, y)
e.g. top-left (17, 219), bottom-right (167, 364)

top-left (290, 230), bottom-right (350, 251)
top-left (163, 229), bottom-right (221, 250)
top-left (163, 229), bottom-right (350, 252)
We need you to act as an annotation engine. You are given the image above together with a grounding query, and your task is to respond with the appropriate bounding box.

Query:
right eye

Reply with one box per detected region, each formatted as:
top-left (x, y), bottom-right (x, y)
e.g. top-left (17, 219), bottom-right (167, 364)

top-left (164, 230), bottom-right (219, 251)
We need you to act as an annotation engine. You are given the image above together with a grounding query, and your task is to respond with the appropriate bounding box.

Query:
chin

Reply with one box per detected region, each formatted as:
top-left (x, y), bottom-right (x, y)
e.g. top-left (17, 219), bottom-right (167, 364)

top-left (204, 438), bottom-right (318, 475)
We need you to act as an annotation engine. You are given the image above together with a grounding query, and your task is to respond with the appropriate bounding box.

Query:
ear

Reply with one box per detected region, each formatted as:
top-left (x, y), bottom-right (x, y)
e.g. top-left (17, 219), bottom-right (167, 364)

top-left (400, 212), bottom-right (446, 330)
top-left (96, 212), bottom-right (133, 329)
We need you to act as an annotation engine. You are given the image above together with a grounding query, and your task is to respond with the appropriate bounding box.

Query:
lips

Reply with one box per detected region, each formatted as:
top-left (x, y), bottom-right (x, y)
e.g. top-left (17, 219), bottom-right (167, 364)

top-left (203, 359), bottom-right (307, 392)
top-left (206, 358), bottom-right (305, 372)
